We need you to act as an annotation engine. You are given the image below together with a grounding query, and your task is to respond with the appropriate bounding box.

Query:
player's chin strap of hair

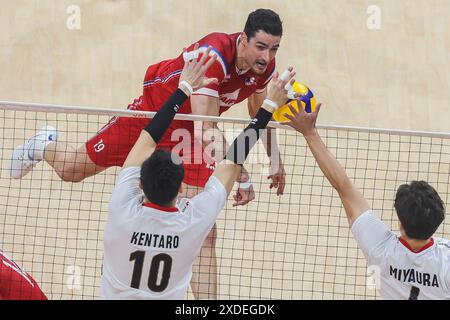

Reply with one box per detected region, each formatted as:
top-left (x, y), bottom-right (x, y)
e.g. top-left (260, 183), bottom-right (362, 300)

top-left (144, 87), bottom-right (189, 143)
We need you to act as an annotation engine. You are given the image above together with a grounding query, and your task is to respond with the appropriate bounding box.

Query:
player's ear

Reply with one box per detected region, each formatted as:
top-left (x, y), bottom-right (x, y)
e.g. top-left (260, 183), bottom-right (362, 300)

top-left (178, 183), bottom-right (184, 195)
top-left (241, 32), bottom-right (248, 46)
top-left (139, 180), bottom-right (143, 190)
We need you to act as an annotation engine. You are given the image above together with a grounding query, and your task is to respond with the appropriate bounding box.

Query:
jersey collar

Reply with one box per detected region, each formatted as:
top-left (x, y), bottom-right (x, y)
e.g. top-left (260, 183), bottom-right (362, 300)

top-left (143, 202), bottom-right (179, 213)
top-left (399, 237), bottom-right (434, 253)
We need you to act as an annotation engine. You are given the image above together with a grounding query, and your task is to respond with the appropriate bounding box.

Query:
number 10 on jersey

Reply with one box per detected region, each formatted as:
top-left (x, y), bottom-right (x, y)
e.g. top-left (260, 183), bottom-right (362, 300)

top-left (129, 251), bottom-right (172, 292)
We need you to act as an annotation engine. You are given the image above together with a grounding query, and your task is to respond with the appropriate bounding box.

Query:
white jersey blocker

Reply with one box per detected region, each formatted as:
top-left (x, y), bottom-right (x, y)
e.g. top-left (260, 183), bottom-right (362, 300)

top-left (352, 211), bottom-right (450, 300)
top-left (101, 167), bottom-right (226, 300)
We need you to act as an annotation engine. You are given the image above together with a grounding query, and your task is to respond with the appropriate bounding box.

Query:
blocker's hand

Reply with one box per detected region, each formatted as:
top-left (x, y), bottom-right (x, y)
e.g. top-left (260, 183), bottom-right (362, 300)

top-left (233, 168), bottom-right (256, 207)
top-left (268, 157), bottom-right (286, 196)
top-left (178, 43), bottom-right (218, 94)
top-left (281, 102), bottom-right (323, 136)
top-left (233, 185), bottom-right (256, 207)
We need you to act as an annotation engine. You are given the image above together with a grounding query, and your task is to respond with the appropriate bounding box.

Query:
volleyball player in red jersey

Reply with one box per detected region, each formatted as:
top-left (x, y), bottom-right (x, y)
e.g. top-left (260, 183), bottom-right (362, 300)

top-left (11, 9), bottom-right (285, 299)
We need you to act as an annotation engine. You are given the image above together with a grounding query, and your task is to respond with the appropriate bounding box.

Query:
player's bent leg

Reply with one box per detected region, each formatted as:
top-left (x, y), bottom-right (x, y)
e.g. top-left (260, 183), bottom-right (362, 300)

top-left (10, 125), bottom-right (58, 179)
top-left (44, 143), bottom-right (107, 182)
top-left (10, 125), bottom-right (107, 182)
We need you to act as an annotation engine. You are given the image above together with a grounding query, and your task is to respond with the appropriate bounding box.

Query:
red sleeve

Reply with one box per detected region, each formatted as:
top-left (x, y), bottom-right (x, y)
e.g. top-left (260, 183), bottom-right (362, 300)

top-left (188, 34), bottom-right (231, 98)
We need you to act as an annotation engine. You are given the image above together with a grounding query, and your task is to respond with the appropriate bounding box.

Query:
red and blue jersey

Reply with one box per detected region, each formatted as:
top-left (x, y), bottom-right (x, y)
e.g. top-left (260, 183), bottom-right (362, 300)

top-left (142, 32), bottom-right (275, 115)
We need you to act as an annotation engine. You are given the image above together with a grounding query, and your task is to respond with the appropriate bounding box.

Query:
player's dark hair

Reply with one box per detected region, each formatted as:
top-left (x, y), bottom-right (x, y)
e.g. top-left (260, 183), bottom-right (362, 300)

top-left (140, 149), bottom-right (184, 207)
top-left (394, 181), bottom-right (445, 240)
top-left (244, 9), bottom-right (283, 39)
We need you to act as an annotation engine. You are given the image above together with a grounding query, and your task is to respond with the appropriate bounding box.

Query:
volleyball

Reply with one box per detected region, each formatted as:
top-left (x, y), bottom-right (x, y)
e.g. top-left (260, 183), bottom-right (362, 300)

top-left (273, 82), bottom-right (316, 122)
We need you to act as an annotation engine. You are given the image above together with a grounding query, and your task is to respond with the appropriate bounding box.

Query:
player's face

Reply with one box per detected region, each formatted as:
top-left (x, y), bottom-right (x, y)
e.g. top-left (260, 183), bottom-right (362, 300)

top-left (243, 31), bottom-right (281, 74)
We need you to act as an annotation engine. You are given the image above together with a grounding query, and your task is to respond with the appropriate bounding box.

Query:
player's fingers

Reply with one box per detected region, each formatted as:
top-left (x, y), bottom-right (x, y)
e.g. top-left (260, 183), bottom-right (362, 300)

top-left (279, 67), bottom-right (296, 86)
top-left (282, 113), bottom-right (296, 122)
top-left (233, 197), bottom-right (248, 206)
top-left (238, 199), bottom-right (251, 206)
top-left (278, 177), bottom-right (286, 195)
top-left (193, 42), bottom-right (199, 51)
top-left (272, 71), bottom-right (279, 82)
top-left (288, 103), bottom-right (305, 117)
top-left (204, 77), bottom-right (219, 86)
top-left (314, 103), bottom-right (322, 116)
top-left (184, 43), bottom-right (200, 71)
top-left (272, 180), bottom-right (279, 189)
top-left (198, 46), bottom-right (212, 67)
top-left (200, 53), bottom-right (217, 76)
top-left (181, 48), bottom-right (189, 67)
top-left (199, 46), bottom-right (213, 69)
top-left (203, 51), bottom-right (217, 69)
top-left (286, 71), bottom-right (296, 84)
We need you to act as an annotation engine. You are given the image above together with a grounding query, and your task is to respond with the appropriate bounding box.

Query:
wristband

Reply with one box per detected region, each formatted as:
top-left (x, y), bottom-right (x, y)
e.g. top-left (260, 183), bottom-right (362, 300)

top-left (263, 99), bottom-right (279, 112)
top-left (179, 81), bottom-right (194, 95)
top-left (239, 180), bottom-right (252, 190)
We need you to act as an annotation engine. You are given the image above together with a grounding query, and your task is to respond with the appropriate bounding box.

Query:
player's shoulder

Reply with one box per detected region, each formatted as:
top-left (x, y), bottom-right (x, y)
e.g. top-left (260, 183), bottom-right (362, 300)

top-left (434, 237), bottom-right (450, 253)
top-left (197, 32), bottom-right (239, 61)
top-left (198, 32), bottom-right (240, 48)
top-left (177, 198), bottom-right (192, 214)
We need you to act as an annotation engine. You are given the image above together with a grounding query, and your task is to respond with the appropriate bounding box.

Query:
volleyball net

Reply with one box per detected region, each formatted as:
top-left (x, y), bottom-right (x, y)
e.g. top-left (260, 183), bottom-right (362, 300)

top-left (0, 101), bottom-right (449, 299)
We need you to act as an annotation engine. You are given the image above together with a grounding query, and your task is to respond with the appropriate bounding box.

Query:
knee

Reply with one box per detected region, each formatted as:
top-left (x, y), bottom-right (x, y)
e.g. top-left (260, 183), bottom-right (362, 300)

top-left (58, 164), bottom-right (87, 183)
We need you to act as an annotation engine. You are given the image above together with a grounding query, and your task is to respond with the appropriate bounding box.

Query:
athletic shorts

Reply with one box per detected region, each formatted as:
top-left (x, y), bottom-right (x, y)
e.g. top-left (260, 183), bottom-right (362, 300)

top-left (85, 98), bottom-right (215, 188)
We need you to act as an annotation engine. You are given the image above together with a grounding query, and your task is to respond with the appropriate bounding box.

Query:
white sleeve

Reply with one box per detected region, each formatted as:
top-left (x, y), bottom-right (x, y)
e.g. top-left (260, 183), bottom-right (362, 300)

top-left (108, 167), bottom-right (143, 216)
top-left (351, 210), bottom-right (394, 262)
top-left (189, 176), bottom-right (227, 223)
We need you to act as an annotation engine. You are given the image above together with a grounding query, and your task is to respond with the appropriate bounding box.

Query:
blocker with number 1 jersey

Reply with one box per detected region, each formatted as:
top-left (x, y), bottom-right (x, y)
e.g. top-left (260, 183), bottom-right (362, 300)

top-left (352, 211), bottom-right (450, 300)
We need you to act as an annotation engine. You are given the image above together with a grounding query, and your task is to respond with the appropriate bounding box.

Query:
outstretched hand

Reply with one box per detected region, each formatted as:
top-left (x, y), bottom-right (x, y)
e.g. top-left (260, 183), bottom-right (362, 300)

top-left (179, 43), bottom-right (218, 94)
top-left (266, 67), bottom-right (296, 107)
top-left (281, 102), bottom-right (322, 136)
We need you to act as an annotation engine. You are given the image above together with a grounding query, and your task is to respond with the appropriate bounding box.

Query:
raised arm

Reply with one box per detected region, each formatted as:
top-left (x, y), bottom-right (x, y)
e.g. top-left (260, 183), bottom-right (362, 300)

top-left (213, 68), bottom-right (296, 196)
top-left (190, 94), bottom-right (224, 161)
top-left (248, 89), bottom-right (286, 196)
top-left (122, 45), bottom-right (218, 170)
top-left (281, 104), bottom-right (370, 227)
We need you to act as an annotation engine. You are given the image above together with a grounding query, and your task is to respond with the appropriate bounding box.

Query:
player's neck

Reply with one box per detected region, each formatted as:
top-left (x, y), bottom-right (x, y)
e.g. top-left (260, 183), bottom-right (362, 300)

top-left (144, 198), bottom-right (178, 210)
top-left (400, 236), bottom-right (433, 252)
